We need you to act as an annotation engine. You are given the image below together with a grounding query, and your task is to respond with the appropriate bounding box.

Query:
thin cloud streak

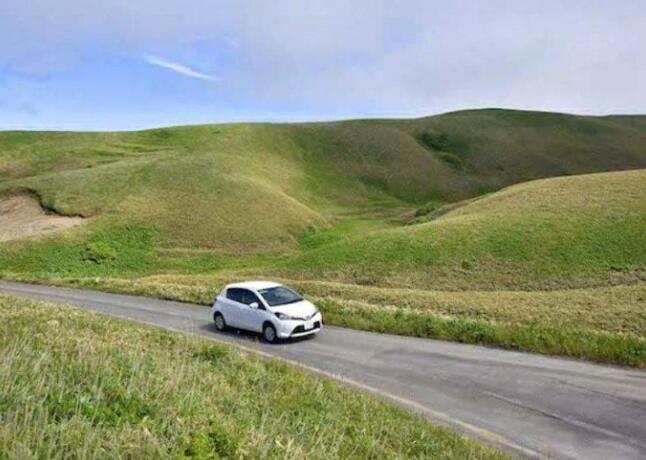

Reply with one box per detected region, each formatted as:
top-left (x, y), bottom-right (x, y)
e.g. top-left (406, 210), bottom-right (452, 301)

top-left (144, 55), bottom-right (217, 81)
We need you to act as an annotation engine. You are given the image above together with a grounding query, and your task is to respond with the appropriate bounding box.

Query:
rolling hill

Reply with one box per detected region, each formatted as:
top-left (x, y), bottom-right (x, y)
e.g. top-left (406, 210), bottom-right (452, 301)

top-left (278, 168), bottom-right (646, 290)
top-left (1, 108), bottom-right (645, 253)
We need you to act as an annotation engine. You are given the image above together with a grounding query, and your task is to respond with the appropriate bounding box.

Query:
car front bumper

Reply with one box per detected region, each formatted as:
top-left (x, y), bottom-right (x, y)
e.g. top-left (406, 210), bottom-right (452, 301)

top-left (276, 313), bottom-right (323, 339)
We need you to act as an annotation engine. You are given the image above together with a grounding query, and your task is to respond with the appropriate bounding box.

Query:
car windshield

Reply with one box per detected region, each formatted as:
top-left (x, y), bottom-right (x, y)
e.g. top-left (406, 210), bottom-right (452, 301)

top-left (258, 286), bottom-right (303, 307)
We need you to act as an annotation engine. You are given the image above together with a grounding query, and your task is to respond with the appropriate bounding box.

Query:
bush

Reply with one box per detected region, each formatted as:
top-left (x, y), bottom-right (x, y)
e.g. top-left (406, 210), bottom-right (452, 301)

top-left (413, 200), bottom-right (443, 218)
top-left (420, 130), bottom-right (464, 169)
top-left (461, 259), bottom-right (474, 270)
top-left (421, 130), bottom-right (450, 151)
top-left (437, 152), bottom-right (464, 170)
top-left (84, 242), bottom-right (117, 264)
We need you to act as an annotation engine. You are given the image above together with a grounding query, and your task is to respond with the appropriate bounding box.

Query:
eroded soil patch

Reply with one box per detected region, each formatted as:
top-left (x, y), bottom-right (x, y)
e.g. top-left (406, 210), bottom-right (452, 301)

top-left (0, 193), bottom-right (84, 242)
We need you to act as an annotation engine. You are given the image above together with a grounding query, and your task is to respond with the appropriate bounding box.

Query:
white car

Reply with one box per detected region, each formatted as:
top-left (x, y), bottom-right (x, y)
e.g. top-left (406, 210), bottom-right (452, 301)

top-left (211, 281), bottom-right (323, 342)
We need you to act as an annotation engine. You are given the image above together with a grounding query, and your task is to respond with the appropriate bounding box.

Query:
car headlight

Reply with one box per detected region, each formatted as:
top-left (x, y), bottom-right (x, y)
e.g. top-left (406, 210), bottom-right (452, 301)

top-left (275, 312), bottom-right (292, 320)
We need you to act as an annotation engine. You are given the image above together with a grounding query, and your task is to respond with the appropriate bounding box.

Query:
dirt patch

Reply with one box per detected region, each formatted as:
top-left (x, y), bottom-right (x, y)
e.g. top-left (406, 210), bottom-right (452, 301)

top-left (0, 193), bottom-right (84, 242)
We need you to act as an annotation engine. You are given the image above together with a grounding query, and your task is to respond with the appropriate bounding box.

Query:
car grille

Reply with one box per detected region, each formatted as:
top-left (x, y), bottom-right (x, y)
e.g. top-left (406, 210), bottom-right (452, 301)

top-left (291, 321), bottom-right (321, 335)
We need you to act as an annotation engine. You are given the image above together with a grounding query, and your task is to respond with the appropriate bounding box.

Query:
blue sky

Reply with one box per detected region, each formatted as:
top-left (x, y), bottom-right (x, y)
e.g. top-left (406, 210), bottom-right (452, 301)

top-left (1, 0), bottom-right (645, 130)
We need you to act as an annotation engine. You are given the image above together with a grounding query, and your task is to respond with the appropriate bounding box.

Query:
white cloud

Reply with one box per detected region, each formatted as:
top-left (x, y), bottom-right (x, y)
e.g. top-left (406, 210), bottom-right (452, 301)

top-left (144, 55), bottom-right (216, 81)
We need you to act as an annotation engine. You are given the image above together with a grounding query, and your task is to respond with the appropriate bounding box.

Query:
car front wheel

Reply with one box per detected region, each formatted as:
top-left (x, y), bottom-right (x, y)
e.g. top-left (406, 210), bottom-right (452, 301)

top-left (262, 323), bottom-right (277, 343)
top-left (214, 313), bottom-right (226, 331)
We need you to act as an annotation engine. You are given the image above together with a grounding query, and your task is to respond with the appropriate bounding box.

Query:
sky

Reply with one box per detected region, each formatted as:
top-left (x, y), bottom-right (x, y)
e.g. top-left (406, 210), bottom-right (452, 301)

top-left (1, 0), bottom-right (645, 131)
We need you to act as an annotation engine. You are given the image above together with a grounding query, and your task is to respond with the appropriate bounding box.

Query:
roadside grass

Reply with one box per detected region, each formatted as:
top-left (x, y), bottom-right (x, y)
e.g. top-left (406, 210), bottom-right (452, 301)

top-left (316, 298), bottom-right (646, 368)
top-left (0, 295), bottom-right (509, 459)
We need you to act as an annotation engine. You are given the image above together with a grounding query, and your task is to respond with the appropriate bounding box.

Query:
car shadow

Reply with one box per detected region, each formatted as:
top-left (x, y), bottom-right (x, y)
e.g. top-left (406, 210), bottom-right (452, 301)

top-left (197, 322), bottom-right (317, 345)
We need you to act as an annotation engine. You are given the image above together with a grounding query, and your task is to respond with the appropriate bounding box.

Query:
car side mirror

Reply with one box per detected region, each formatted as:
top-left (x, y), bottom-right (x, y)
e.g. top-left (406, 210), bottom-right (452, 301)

top-left (249, 302), bottom-right (259, 309)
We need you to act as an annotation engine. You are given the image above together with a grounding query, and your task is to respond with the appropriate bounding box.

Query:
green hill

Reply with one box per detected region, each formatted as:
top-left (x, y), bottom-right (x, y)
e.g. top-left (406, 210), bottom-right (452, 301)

top-left (278, 169), bottom-right (646, 290)
top-left (1, 108), bottom-right (645, 253)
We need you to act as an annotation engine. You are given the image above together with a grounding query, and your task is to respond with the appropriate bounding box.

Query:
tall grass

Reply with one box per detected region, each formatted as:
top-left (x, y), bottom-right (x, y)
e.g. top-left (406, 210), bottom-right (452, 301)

top-left (0, 295), bottom-right (508, 459)
top-left (317, 298), bottom-right (646, 368)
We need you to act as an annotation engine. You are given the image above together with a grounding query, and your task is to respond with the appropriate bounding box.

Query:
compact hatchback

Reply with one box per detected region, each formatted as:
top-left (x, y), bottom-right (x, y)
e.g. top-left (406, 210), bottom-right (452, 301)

top-left (211, 281), bottom-right (323, 342)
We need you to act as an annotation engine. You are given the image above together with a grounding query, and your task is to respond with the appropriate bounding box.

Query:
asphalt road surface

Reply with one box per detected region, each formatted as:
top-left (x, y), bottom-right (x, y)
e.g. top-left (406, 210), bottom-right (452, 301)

top-left (1, 280), bottom-right (645, 459)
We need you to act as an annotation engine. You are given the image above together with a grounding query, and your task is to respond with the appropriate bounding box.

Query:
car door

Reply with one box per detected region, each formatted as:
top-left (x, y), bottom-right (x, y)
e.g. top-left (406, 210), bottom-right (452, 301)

top-left (238, 289), bottom-right (265, 332)
top-left (222, 288), bottom-right (246, 328)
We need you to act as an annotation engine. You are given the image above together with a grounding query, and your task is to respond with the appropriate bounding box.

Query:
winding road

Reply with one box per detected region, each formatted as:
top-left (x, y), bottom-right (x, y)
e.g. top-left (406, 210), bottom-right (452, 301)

top-left (1, 280), bottom-right (645, 459)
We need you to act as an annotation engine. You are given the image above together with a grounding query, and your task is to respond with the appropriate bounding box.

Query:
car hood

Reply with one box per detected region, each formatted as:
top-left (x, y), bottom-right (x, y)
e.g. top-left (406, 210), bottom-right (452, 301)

top-left (270, 299), bottom-right (318, 319)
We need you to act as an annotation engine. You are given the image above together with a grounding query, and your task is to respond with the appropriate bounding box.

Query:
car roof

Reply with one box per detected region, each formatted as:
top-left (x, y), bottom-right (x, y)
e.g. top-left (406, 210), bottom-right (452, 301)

top-left (225, 280), bottom-right (282, 291)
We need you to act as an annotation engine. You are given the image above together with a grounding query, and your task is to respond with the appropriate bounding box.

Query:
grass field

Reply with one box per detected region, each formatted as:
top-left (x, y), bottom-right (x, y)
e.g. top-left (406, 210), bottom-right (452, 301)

top-left (1, 108), bottom-right (645, 366)
top-left (0, 295), bottom-right (508, 459)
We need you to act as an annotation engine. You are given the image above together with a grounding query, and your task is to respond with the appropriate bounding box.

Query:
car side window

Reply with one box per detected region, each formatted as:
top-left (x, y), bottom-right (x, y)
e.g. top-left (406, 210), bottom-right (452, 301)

top-left (240, 289), bottom-right (262, 307)
top-left (226, 288), bottom-right (261, 307)
top-left (226, 288), bottom-right (243, 303)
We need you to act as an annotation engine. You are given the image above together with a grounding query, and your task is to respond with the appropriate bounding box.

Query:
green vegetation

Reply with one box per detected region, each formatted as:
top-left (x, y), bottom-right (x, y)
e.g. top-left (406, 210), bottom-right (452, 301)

top-left (2, 109), bottom-right (646, 253)
top-left (316, 295), bottom-right (646, 367)
top-left (0, 295), bottom-right (508, 459)
top-left (1, 108), bottom-right (646, 366)
top-left (278, 169), bottom-right (646, 290)
top-left (421, 129), bottom-right (452, 152)
top-left (11, 273), bottom-right (642, 367)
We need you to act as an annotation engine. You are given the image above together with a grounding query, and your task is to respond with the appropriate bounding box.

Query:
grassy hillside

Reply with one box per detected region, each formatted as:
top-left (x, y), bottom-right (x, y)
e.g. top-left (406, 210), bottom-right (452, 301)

top-left (1, 108), bottom-right (646, 365)
top-left (278, 169), bottom-right (646, 290)
top-left (289, 109), bottom-right (646, 202)
top-left (0, 126), bottom-right (332, 252)
top-left (1, 109), bottom-right (645, 253)
top-left (0, 295), bottom-right (507, 459)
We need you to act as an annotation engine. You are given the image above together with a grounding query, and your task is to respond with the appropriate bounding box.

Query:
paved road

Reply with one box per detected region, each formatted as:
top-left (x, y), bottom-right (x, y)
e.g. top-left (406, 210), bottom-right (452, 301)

top-left (2, 280), bottom-right (645, 459)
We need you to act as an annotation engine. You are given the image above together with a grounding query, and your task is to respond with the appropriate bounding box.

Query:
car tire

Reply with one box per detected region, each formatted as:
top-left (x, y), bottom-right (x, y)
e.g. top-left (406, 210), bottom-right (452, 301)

top-left (213, 313), bottom-right (227, 331)
top-left (262, 323), bottom-right (278, 343)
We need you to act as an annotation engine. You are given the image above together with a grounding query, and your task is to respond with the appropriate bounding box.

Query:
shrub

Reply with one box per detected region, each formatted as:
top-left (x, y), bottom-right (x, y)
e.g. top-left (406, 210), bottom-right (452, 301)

top-left (437, 152), bottom-right (464, 170)
top-left (84, 242), bottom-right (117, 264)
top-left (461, 259), bottom-right (474, 270)
top-left (421, 130), bottom-right (450, 151)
